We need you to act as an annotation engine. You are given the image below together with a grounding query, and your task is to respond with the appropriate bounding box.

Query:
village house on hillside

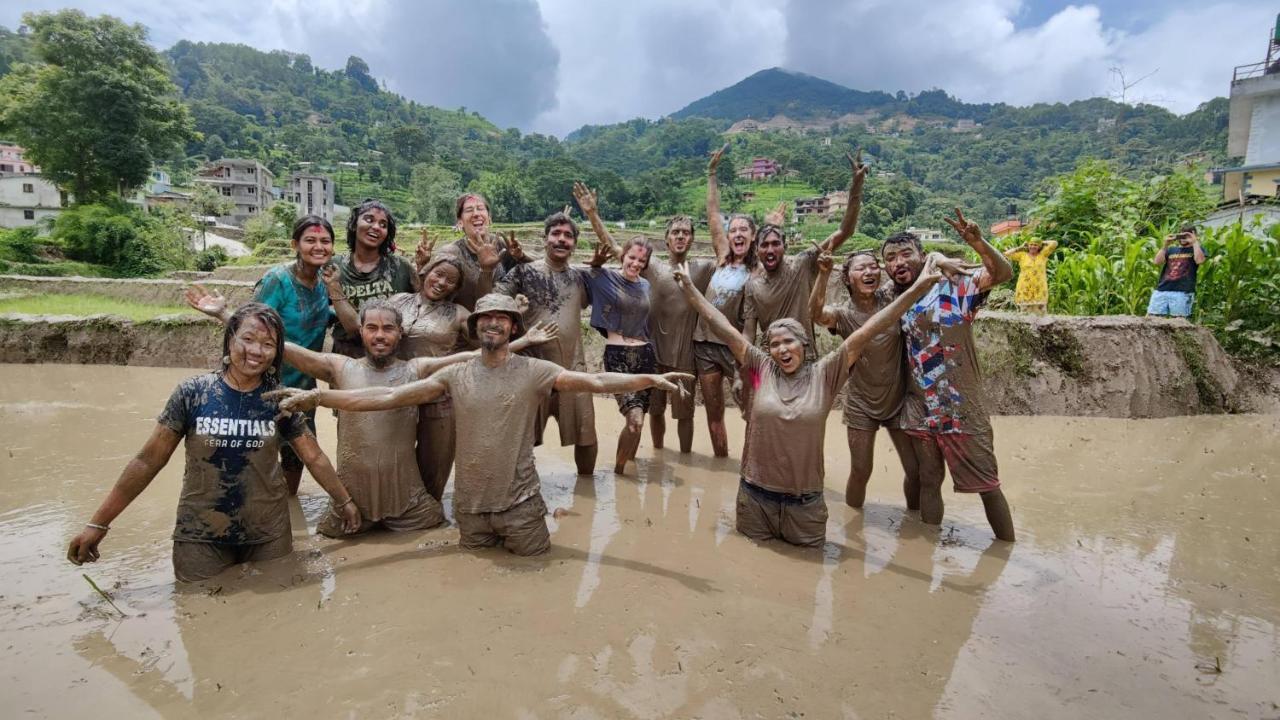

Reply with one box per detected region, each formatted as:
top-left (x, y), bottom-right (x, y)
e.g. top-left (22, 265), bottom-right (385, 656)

top-left (793, 189), bottom-right (849, 222)
top-left (193, 158), bottom-right (274, 227)
top-left (738, 157), bottom-right (780, 181)
top-left (287, 170), bottom-right (335, 222)
top-left (0, 141), bottom-right (67, 229)
top-left (0, 143), bottom-right (39, 174)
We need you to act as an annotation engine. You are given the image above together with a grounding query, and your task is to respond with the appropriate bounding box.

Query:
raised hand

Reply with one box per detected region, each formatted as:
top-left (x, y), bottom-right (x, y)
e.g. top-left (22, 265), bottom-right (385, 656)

top-left (655, 372), bottom-right (697, 397)
top-left (708, 142), bottom-right (729, 174)
top-left (476, 236), bottom-right (501, 271)
top-left (764, 200), bottom-right (788, 227)
top-left (263, 387), bottom-right (321, 414)
top-left (848, 148), bottom-right (867, 184)
top-left (813, 241), bottom-right (834, 274)
top-left (928, 252), bottom-right (979, 283)
top-left (184, 283), bottom-right (227, 320)
top-left (588, 238), bottom-right (614, 268)
top-left (505, 231), bottom-right (526, 262)
top-left (514, 293), bottom-right (530, 314)
top-left (66, 526), bottom-right (108, 565)
top-left (943, 208), bottom-right (983, 247)
top-left (572, 181), bottom-right (598, 216)
top-left (915, 254), bottom-right (944, 287)
top-left (523, 321), bottom-right (559, 346)
top-left (415, 230), bottom-right (435, 268)
top-left (671, 260), bottom-right (692, 288)
top-left (321, 265), bottom-right (344, 295)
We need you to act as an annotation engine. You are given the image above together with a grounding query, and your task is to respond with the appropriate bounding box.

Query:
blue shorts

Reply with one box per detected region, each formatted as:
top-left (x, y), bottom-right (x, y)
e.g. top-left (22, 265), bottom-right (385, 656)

top-left (1147, 290), bottom-right (1193, 317)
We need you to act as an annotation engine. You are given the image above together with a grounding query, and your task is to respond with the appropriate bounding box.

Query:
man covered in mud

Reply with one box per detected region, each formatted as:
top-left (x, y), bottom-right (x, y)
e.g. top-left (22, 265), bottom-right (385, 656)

top-left (492, 211), bottom-right (600, 475)
top-left (880, 211), bottom-right (1016, 542)
top-left (186, 291), bottom-right (553, 537)
top-left (574, 181), bottom-right (714, 453)
top-left (269, 294), bottom-right (690, 555)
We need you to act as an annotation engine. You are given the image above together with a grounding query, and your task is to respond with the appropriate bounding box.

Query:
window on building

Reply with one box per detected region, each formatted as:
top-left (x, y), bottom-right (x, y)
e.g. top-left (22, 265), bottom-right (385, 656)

top-left (0, 164), bottom-right (11, 172)
top-left (307, 180), bottom-right (313, 191)
top-left (23, 210), bottom-right (35, 220)
top-left (246, 167), bottom-right (255, 175)
top-left (307, 192), bottom-right (314, 208)
top-left (248, 186), bottom-right (256, 194)
top-left (22, 183), bottom-right (34, 193)
top-left (221, 187), bottom-right (232, 196)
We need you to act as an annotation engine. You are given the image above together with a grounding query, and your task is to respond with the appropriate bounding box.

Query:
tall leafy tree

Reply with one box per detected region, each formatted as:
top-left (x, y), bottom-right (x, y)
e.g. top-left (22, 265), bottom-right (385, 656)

top-left (409, 163), bottom-right (461, 224)
top-left (0, 10), bottom-right (194, 202)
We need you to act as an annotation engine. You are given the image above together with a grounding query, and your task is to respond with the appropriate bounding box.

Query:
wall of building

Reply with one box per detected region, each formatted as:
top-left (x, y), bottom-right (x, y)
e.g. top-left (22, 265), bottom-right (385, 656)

top-left (0, 176), bottom-right (64, 228)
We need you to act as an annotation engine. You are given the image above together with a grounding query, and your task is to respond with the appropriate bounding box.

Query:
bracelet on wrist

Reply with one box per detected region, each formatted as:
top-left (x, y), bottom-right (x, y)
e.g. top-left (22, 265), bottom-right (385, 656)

top-left (329, 294), bottom-right (348, 302)
top-left (86, 522), bottom-right (110, 532)
top-left (336, 497), bottom-right (355, 509)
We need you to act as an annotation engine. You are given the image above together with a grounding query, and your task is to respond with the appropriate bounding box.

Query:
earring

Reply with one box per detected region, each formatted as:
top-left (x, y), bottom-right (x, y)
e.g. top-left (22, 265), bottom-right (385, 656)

top-left (266, 365), bottom-right (276, 377)
top-left (221, 355), bottom-right (231, 367)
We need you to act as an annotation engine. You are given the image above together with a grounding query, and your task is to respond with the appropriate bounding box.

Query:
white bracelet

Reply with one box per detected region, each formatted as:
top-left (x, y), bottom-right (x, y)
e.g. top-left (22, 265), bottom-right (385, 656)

top-left (86, 522), bottom-right (110, 532)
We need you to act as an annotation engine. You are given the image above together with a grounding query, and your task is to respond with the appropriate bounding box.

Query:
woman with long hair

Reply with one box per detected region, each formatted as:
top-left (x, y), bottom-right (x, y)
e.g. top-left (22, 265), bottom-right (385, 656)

top-left (331, 198), bottom-right (418, 356)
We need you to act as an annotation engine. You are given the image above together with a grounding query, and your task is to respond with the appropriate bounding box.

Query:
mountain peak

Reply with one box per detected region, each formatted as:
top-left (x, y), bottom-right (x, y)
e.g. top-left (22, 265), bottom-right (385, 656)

top-left (670, 68), bottom-right (896, 121)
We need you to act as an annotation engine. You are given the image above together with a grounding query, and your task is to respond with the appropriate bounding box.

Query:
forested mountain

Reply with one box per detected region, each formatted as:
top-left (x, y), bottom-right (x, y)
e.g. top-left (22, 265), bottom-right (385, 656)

top-left (0, 28), bottom-right (1230, 233)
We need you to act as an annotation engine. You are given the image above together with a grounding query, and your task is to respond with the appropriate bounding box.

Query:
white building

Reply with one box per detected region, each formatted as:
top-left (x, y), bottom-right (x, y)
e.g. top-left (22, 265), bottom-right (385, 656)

top-left (0, 175), bottom-right (66, 228)
top-left (288, 172), bottom-right (335, 222)
top-left (193, 158), bottom-right (275, 227)
top-left (904, 226), bottom-right (946, 243)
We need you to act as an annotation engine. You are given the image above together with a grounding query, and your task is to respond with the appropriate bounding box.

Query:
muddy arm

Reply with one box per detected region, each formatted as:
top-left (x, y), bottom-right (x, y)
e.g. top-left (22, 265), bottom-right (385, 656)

top-left (573, 181), bottom-right (620, 258)
top-left (944, 208), bottom-right (1011, 290)
top-left (554, 370), bottom-right (690, 396)
top-left (67, 425), bottom-right (182, 565)
top-left (288, 433), bottom-right (359, 532)
top-left (819, 150), bottom-right (867, 253)
top-left (706, 144), bottom-right (730, 264)
top-left (272, 377), bottom-right (449, 413)
top-left (282, 343), bottom-right (343, 385)
top-left (809, 245), bottom-right (838, 327)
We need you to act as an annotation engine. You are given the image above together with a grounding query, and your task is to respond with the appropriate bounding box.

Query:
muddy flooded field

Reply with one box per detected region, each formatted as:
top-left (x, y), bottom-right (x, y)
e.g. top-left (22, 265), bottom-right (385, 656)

top-left (1, 364), bottom-right (1277, 719)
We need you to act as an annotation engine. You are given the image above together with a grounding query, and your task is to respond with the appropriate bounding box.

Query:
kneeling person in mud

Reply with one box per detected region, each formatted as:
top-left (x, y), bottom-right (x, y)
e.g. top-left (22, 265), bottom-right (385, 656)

top-left (674, 258), bottom-right (942, 547)
top-left (270, 294), bottom-right (689, 556)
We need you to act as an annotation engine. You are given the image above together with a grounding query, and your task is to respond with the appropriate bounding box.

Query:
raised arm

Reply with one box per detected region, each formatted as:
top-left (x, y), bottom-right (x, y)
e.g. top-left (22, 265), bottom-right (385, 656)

top-left (809, 243), bottom-right (838, 328)
top-left (554, 369), bottom-right (692, 396)
top-left (1190, 234), bottom-right (1206, 265)
top-left (672, 260), bottom-right (751, 364)
top-left (321, 266), bottom-right (359, 334)
top-left (706, 143), bottom-right (730, 264)
top-left (840, 258), bottom-right (941, 367)
top-left (944, 208), bottom-right (1012, 290)
top-left (67, 424), bottom-right (182, 565)
top-left (820, 149), bottom-right (868, 254)
top-left (409, 322), bottom-right (558, 378)
top-left (573, 181), bottom-right (620, 259)
top-left (265, 377), bottom-right (449, 414)
top-left (1042, 240), bottom-right (1058, 257)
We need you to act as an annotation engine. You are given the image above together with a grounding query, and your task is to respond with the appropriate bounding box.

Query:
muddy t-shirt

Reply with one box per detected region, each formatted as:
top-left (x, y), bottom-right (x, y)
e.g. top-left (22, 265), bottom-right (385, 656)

top-left (899, 273), bottom-right (992, 435)
top-left (387, 293), bottom-right (468, 359)
top-left (438, 236), bottom-right (522, 311)
top-left (253, 264), bottom-right (333, 390)
top-left (739, 345), bottom-right (849, 496)
top-left (1156, 245), bottom-right (1199, 294)
top-left (825, 289), bottom-right (906, 424)
top-left (644, 257), bottom-right (714, 370)
top-left (585, 267), bottom-right (650, 340)
top-left (694, 263), bottom-right (751, 343)
top-left (494, 260), bottom-right (591, 371)
top-left (334, 359), bottom-right (424, 521)
top-left (743, 249), bottom-right (821, 358)
top-left (433, 355), bottom-right (563, 513)
top-left (159, 373), bottom-right (307, 545)
top-left (330, 253), bottom-right (417, 354)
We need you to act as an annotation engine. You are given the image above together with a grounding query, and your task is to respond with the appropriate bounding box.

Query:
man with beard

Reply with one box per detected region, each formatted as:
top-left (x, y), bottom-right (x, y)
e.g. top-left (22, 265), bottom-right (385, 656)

top-left (879, 210), bottom-right (1016, 542)
top-left (741, 151), bottom-right (867, 363)
top-left (493, 212), bottom-right (602, 475)
top-left (269, 294), bottom-right (691, 555)
top-left (185, 291), bottom-right (554, 536)
top-left (574, 182), bottom-right (714, 454)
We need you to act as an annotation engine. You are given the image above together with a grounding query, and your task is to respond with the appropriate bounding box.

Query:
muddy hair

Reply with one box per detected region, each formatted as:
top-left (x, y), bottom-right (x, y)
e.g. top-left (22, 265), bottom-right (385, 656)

top-left (765, 318), bottom-right (812, 350)
top-left (840, 251), bottom-right (881, 296)
top-left (543, 211), bottom-right (579, 239)
top-left (455, 192), bottom-right (489, 220)
top-left (223, 302), bottom-right (286, 383)
top-left (880, 231), bottom-right (922, 254)
top-left (357, 297), bottom-right (403, 327)
top-left (346, 199), bottom-right (398, 256)
top-left (291, 215), bottom-right (335, 261)
top-left (725, 214), bottom-right (759, 270)
top-left (620, 235), bottom-right (654, 267)
top-left (756, 223), bottom-right (785, 248)
top-left (665, 215), bottom-right (695, 240)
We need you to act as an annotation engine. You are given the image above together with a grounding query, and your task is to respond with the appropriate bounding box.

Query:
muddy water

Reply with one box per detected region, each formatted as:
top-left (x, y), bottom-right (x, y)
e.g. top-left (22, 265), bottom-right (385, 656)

top-left (1, 364), bottom-right (1277, 719)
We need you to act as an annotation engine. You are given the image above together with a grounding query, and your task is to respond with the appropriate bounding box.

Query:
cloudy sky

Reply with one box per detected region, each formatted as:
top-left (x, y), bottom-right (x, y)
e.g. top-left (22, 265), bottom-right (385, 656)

top-left (2, 1), bottom-right (1272, 136)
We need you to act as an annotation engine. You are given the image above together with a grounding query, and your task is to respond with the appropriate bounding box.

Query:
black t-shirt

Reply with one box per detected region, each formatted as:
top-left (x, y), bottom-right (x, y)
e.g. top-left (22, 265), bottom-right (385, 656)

top-left (1156, 245), bottom-right (1199, 293)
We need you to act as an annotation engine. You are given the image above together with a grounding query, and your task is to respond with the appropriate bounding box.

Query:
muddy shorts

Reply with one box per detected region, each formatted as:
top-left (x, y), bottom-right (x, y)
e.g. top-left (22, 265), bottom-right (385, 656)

top-left (734, 479), bottom-right (828, 548)
top-left (653, 362), bottom-right (697, 420)
top-left (604, 343), bottom-right (656, 414)
top-left (694, 340), bottom-right (738, 380)
top-left (316, 488), bottom-right (447, 538)
top-left (279, 409), bottom-right (317, 475)
top-left (842, 402), bottom-right (901, 432)
top-left (454, 494), bottom-right (551, 556)
top-left (171, 533), bottom-right (293, 583)
top-left (906, 428), bottom-right (1001, 493)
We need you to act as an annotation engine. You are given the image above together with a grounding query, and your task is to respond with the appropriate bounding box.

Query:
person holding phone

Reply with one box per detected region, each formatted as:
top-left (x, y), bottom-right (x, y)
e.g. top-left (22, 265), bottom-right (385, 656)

top-left (1147, 225), bottom-right (1206, 318)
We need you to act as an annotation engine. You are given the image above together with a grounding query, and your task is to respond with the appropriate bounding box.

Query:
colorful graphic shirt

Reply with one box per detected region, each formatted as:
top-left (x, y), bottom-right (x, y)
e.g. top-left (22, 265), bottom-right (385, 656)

top-left (159, 373), bottom-right (308, 544)
top-left (253, 264), bottom-right (333, 390)
top-left (1156, 245), bottom-right (1200, 294)
top-left (899, 273), bottom-right (992, 435)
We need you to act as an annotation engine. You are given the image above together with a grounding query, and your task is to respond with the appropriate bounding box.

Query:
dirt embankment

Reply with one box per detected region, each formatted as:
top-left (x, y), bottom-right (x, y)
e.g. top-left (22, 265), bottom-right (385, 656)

top-left (0, 274), bottom-right (255, 308)
top-left (0, 314), bottom-right (223, 368)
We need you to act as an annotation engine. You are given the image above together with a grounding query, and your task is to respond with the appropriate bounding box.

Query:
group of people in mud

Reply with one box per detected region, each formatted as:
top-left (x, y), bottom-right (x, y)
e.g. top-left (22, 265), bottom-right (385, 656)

top-left (67, 144), bottom-right (1019, 583)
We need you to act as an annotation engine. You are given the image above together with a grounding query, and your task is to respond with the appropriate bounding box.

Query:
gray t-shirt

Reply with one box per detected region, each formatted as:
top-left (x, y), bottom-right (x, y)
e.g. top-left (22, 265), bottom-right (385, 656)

top-left (824, 289), bottom-right (906, 425)
top-left (644, 257), bottom-right (714, 370)
top-left (331, 253), bottom-right (417, 355)
top-left (743, 248), bottom-right (821, 358)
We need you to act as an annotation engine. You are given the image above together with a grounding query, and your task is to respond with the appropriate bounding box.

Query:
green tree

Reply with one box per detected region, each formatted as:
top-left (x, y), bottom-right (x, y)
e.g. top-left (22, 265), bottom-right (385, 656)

top-left (190, 183), bottom-right (233, 250)
top-left (409, 164), bottom-right (461, 224)
top-left (0, 10), bottom-right (195, 202)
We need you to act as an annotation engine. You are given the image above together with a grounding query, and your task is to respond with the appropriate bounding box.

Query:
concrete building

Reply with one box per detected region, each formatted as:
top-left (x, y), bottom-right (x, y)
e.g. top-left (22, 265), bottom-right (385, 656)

top-left (737, 157), bottom-right (780, 181)
top-left (0, 175), bottom-right (66, 228)
top-left (794, 195), bottom-right (829, 221)
top-left (193, 158), bottom-right (275, 227)
top-left (1217, 20), bottom-right (1280, 201)
top-left (287, 172), bottom-right (335, 222)
top-left (0, 143), bottom-right (39, 175)
top-left (904, 226), bottom-right (945, 243)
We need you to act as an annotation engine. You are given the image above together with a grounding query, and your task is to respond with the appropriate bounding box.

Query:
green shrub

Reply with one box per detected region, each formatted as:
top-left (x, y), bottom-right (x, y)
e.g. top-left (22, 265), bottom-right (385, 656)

top-left (0, 227), bottom-right (45, 263)
top-left (50, 203), bottom-right (192, 277)
top-left (194, 246), bottom-right (230, 271)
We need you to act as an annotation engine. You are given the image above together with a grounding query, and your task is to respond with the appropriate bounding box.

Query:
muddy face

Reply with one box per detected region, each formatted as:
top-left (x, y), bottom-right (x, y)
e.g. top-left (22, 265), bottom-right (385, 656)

top-left (883, 241), bottom-right (924, 288)
top-left (292, 226), bottom-right (335, 271)
top-left (228, 316), bottom-right (278, 379)
top-left (458, 195), bottom-right (490, 241)
top-left (621, 245), bottom-right (650, 282)
top-left (666, 221), bottom-right (693, 259)
top-left (421, 263), bottom-right (461, 302)
top-left (355, 208), bottom-right (389, 253)
top-left (767, 328), bottom-right (804, 374)
top-left (727, 218), bottom-right (753, 263)
top-left (847, 255), bottom-right (882, 299)
top-left (544, 223), bottom-right (577, 264)
top-left (475, 311), bottom-right (513, 350)
top-left (359, 308), bottom-right (402, 363)
top-left (757, 230), bottom-right (785, 273)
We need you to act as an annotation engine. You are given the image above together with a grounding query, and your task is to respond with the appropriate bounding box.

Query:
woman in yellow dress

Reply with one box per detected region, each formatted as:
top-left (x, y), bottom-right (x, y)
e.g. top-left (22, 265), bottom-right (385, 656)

top-left (1004, 239), bottom-right (1058, 314)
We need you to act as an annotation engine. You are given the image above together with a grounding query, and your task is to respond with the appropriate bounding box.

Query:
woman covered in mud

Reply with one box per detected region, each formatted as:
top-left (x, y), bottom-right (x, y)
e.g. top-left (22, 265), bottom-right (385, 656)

top-left (696, 143), bottom-right (758, 457)
top-left (583, 233), bottom-right (656, 474)
top-left (425, 193), bottom-right (529, 311)
top-left (673, 257), bottom-right (942, 547)
top-left (66, 303), bottom-right (361, 582)
top-left (254, 215), bottom-right (358, 494)
top-left (330, 199), bottom-right (420, 357)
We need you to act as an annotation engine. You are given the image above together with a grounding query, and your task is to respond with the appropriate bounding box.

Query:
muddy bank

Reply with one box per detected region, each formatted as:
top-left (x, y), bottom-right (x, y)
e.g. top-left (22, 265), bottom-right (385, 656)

top-left (0, 314), bottom-right (223, 367)
top-left (0, 274), bottom-right (255, 308)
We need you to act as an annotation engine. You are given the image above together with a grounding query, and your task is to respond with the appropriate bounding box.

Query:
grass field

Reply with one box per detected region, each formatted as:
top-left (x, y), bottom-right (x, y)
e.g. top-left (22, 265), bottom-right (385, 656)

top-left (679, 177), bottom-right (821, 219)
top-left (0, 293), bottom-right (195, 320)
